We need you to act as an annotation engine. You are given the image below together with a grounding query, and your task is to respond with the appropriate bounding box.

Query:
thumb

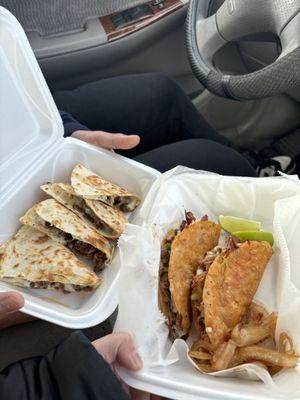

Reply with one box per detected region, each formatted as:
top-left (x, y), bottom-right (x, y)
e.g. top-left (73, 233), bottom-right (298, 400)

top-left (92, 333), bottom-right (143, 371)
top-left (0, 292), bottom-right (24, 315)
top-left (73, 130), bottom-right (140, 150)
top-left (95, 132), bottom-right (140, 150)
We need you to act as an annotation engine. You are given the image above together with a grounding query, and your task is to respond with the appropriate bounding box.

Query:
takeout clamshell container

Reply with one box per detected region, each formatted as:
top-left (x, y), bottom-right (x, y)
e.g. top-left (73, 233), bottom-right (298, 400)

top-left (0, 7), bottom-right (160, 329)
top-left (115, 168), bottom-right (300, 400)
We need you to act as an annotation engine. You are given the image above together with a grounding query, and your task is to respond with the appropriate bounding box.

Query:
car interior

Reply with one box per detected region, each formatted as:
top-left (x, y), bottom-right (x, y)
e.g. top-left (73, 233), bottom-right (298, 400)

top-left (2, 2), bottom-right (300, 397)
top-left (2, 0), bottom-right (300, 156)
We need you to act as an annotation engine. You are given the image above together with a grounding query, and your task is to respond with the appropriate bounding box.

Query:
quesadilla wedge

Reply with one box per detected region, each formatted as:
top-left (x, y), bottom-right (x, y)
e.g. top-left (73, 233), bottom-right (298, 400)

top-left (71, 164), bottom-right (140, 212)
top-left (159, 212), bottom-right (221, 341)
top-left (41, 183), bottom-right (127, 239)
top-left (0, 226), bottom-right (101, 292)
top-left (202, 240), bottom-right (273, 350)
top-left (20, 199), bottom-right (114, 273)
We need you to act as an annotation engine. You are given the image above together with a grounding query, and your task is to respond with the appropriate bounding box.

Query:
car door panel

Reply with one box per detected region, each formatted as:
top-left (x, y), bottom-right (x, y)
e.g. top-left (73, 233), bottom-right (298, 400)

top-left (0, 0), bottom-right (155, 36)
top-left (36, 4), bottom-right (201, 96)
top-left (1, 0), bottom-right (198, 95)
top-left (28, 19), bottom-right (108, 59)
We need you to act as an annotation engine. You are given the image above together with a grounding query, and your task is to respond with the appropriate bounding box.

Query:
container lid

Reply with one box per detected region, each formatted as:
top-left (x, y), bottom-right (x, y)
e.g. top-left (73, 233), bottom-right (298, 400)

top-left (0, 6), bottom-right (63, 199)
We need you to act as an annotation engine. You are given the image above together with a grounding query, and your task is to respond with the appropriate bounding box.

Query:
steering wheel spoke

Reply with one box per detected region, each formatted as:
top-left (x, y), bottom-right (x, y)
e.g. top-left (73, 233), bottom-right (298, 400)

top-left (216, 0), bottom-right (277, 42)
top-left (195, 13), bottom-right (226, 63)
top-left (280, 12), bottom-right (300, 55)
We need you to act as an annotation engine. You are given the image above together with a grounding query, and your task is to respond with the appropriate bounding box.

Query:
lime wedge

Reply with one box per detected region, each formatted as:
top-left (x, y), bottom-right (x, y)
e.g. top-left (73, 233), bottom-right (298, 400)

top-left (233, 231), bottom-right (274, 246)
top-left (219, 215), bottom-right (261, 234)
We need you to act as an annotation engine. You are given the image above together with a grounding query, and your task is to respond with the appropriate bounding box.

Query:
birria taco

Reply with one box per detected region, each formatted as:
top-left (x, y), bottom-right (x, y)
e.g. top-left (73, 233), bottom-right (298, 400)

top-left (71, 164), bottom-right (140, 212)
top-left (188, 238), bottom-right (299, 373)
top-left (0, 226), bottom-right (101, 292)
top-left (192, 238), bottom-right (273, 350)
top-left (159, 212), bottom-right (221, 341)
top-left (20, 199), bottom-right (114, 272)
top-left (41, 183), bottom-right (127, 239)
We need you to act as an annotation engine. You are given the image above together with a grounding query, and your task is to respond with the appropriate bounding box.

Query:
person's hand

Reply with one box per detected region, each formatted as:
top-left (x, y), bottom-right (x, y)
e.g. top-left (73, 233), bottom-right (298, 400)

top-left (0, 292), bottom-right (34, 330)
top-left (72, 130), bottom-right (140, 151)
top-left (92, 333), bottom-right (166, 400)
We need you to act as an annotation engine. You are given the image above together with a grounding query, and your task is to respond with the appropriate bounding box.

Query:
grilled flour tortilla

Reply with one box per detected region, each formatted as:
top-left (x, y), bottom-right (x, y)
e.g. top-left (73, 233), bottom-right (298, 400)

top-left (41, 183), bottom-right (127, 239)
top-left (71, 164), bottom-right (140, 212)
top-left (159, 212), bottom-right (221, 341)
top-left (20, 199), bottom-right (114, 273)
top-left (0, 226), bottom-right (101, 292)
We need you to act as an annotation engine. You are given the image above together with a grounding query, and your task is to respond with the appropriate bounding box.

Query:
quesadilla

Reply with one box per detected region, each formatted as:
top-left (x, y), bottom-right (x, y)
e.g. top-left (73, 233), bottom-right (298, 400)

top-left (0, 226), bottom-right (101, 292)
top-left (71, 164), bottom-right (140, 212)
top-left (41, 183), bottom-right (127, 239)
top-left (20, 199), bottom-right (114, 273)
top-left (202, 239), bottom-right (273, 350)
top-left (158, 212), bottom-right (221, 341)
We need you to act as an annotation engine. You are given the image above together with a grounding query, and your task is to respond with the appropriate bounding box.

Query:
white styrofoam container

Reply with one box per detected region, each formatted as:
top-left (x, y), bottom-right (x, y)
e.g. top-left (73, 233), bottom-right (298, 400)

top-left (0, 6), bottom-right (160, 328)
top-left (118, 364), bottom-right (284, 400)
top-left (115, 172), bottom-right (300, 400)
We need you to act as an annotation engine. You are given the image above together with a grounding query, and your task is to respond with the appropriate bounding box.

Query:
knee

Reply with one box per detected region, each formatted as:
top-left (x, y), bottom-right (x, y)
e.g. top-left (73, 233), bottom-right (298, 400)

top-left (148, 73), bottom-right (183, 101)
top-left (174, 139), bottom-right (257, 177)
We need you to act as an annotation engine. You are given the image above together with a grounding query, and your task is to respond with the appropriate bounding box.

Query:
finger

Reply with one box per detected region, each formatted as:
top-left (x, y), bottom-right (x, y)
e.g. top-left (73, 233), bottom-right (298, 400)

top-left (0, 312), bottom-right (35, 330)
top-left (72, 130), bottom-right (140, 150)
top-left (94, 132), bottom-right (140, 150)
top-left (0, 292), bottom-right (24, 315)
top-left (92, 332), bottom-right (143, 371)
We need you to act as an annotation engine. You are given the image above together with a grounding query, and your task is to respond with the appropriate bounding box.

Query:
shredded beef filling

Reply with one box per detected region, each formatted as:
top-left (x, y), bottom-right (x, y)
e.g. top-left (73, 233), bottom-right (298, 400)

top-left (191, 272), bottom-right (207, 331)
top-left (66, 236), bottom-right (93, 255)
top-left (197, 246), bottom-right (222, 272)
top-left (114, 196), bottom-right (134, 212)
top-left (159, 230), bottom-right (182, 341)
top-left (93, 252), bottom-right (107, 273)
top-left (29, 281), bottom-right (92, 293)
top-left (180, 211), bottom-right (196, 231)
top-left (42, 220), bottom-right (107, 272)
top-left (65, 236), bottom-right (106, 272)
top-left (225, 236), bottom-right (240, 255)
top-left (191, 246), bottom-right (223, 330)
top-left (159, 222), bottom-right (190, 340)
top-left (73, 201), bottom-right (114, 235)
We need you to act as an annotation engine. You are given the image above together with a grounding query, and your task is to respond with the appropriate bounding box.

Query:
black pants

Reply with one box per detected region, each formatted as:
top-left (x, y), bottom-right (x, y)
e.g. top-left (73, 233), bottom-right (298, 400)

top-left (53, 73), bottom-right (256, 177)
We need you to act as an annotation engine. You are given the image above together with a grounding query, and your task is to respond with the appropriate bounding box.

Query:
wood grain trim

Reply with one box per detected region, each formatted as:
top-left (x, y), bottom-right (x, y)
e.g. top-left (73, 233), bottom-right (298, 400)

top-left (100, 0), bottom-right (183, 42)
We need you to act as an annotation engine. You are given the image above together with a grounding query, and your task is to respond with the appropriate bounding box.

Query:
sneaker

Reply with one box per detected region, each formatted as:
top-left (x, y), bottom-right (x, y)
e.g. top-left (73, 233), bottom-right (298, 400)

top-left (256, 155), bottom-right (296, 177)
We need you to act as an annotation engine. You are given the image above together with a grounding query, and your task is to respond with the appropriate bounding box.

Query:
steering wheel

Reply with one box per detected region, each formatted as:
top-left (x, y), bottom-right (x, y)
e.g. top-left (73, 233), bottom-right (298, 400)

top-left (186, 0), bottom-right (300, 100)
